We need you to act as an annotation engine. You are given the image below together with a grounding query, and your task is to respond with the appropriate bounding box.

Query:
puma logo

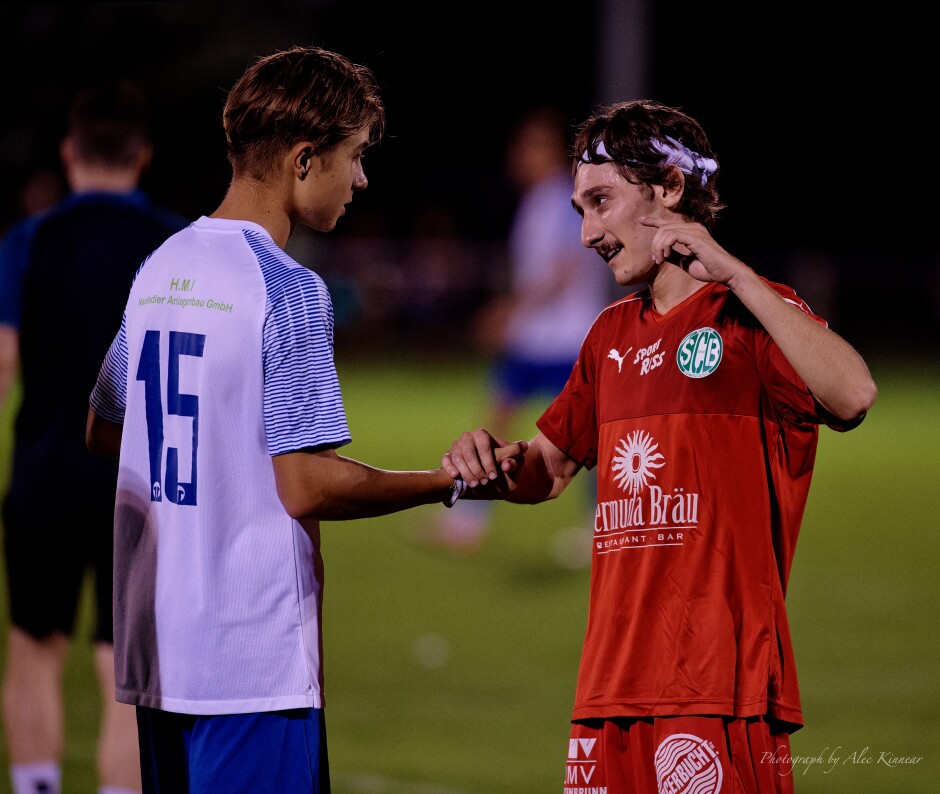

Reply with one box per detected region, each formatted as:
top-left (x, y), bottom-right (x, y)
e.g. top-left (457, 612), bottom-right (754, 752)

top-left (608, 347), bottom-right (633, 372)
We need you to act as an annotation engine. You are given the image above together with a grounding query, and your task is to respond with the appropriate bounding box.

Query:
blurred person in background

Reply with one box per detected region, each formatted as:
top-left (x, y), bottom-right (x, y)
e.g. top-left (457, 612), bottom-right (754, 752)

top-left (421, 106), bottom-right (611, 560)
top-left (442, 99), bottom-right (877, 792)
top-left (0, 79), bottom-right (188, 794)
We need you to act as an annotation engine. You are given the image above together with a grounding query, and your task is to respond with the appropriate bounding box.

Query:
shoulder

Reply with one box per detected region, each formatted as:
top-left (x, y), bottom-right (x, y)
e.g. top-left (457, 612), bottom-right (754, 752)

top-left (719, 277), bottom-right (825, 328)
top-left (582, 288), bottom-right (648, 342)
top-left (248, 232), bottom-right (325, 293)
top-left (0, 210), bottom-right (57, 277)
top-left (0, 213), bottom-right (45, 253)
top-left (251, 242), bottom-right (330, 319)
top-left (760, 277), bottom-right (821, 318)
top-left (597, 288), bottom-right (648, 321)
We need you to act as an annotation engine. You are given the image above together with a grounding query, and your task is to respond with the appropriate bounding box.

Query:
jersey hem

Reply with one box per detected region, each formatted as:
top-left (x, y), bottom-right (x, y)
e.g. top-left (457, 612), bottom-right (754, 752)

top-left (572, 697), bottom-right (803, 729)
top-left (117, 690), bottom-right (322, 714)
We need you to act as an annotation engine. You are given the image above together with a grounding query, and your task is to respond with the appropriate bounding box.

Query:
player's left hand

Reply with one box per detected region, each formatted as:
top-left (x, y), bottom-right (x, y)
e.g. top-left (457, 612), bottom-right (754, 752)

top-left (639, 216), bottom-right (748, 285)
top-left (442, 429), bottom-right (527, 489)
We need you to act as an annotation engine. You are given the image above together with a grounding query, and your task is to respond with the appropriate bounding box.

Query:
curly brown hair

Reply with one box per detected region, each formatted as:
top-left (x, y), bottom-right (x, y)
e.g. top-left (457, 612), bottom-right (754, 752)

top-left (572, 99), bottom-right (724, 228)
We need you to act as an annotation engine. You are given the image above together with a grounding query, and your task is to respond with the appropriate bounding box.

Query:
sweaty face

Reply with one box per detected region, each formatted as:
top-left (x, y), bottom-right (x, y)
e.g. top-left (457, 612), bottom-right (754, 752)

top-left (301, 127), bottom-right (371, 232)
top-left (572, 162), bottom-right (659, 287)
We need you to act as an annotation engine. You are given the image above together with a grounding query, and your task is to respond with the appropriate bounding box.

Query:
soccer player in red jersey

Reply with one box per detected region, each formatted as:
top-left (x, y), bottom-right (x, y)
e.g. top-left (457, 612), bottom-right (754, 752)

top-left (442, 100), bottom-right (877, 793)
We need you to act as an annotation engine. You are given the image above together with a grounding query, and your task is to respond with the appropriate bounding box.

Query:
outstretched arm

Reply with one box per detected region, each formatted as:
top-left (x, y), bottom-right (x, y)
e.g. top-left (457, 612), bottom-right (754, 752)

top-left (642, 216), bottom-right (878, 422)
top-left (442, 429), bottom-right (580, 504)
top-left (86, 403), bottom-right (525, 523)
top-left (272, 442), bottom-right (527, 521)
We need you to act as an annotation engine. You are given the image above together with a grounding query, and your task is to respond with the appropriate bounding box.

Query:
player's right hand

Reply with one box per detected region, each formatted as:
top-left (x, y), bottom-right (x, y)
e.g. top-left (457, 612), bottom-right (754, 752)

top-left (442, 429), bottom-right (528, 489)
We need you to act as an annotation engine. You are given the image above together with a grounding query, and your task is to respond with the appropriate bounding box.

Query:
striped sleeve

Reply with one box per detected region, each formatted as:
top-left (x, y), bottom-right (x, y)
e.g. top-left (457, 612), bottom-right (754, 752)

top-left (259, 248), bottom-right (350, 456)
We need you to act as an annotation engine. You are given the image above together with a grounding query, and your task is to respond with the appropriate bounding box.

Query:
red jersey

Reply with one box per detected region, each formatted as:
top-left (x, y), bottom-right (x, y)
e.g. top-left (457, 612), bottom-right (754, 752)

top-left (537, 280), bottom-right (851, 730)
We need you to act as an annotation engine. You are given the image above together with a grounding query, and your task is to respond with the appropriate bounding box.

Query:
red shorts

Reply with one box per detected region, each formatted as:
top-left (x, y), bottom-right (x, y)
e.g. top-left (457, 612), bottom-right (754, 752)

top-left (565, 715), bottom-right (795, 794)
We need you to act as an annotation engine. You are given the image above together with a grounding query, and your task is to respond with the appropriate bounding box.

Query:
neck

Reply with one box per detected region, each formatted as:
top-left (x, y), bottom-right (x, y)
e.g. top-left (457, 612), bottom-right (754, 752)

top-left (211, 180), bottom-right (292, 249)
top-left (648, 264), bottom-right (708, 314)
top-left (68, 165), bottom-right (140, 194)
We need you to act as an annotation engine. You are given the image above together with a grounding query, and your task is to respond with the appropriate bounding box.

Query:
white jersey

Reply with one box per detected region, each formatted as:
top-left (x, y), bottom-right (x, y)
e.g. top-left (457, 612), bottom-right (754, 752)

top-left (90, 216), bottom-right (350, 714)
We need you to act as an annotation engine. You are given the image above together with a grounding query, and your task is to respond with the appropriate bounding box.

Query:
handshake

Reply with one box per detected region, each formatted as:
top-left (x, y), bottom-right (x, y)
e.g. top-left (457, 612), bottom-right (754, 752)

top-left (440, 429), bottom-right (539, 504)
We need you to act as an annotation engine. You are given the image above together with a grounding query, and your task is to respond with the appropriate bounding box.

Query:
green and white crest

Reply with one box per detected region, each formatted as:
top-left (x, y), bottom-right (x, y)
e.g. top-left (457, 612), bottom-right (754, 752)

top-left (676, 327), bottom-right (722, 378)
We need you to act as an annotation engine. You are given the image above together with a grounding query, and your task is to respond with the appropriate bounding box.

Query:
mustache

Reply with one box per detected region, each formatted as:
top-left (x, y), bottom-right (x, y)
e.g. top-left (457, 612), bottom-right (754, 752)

top-left (596, 241), bottom-right (622, 262)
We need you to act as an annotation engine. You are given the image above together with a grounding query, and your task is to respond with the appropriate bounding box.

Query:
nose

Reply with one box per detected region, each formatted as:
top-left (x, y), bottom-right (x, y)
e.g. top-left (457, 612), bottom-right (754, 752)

top-left (581, 215), bottom-right (602, 249)
top-left (352, 163), bottom-right (368, 191)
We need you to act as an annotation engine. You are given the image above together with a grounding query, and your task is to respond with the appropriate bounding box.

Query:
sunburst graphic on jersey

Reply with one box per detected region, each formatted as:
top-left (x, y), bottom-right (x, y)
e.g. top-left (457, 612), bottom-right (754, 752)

top-left (612, 430), bottom-right (665, 495)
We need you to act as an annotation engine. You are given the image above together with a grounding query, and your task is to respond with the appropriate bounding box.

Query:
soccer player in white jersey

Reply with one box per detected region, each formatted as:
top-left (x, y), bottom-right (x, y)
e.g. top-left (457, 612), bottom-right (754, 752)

top-left (86, 45), bottom-right (522, 793)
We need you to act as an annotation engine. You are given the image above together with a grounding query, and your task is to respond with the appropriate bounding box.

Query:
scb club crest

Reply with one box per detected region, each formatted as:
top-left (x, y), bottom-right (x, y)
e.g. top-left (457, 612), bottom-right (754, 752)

top-left (677, 327), bottom-right (722, 378)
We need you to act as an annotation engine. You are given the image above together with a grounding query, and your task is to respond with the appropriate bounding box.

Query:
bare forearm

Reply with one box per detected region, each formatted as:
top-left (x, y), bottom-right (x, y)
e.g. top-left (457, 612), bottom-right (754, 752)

top-left (314, 462), bottom-right (454, 520)
top-left (274, 451), bottom-right (455, 521)
top-left (641, 218), bottom-right (876, 422)
top-left (727, 267), bottom-right (877, 421)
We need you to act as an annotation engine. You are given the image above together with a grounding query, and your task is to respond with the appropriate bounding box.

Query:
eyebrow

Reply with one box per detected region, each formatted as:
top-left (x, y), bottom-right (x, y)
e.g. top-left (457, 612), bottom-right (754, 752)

top-left (582, 185), bottom-right (608, 199)
top-left (571, 184), bottom-right (607, 210)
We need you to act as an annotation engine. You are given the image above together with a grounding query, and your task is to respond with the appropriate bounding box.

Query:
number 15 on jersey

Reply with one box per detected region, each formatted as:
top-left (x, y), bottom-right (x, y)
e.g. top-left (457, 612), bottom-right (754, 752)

top-left (135, 329), bottom-right (206, 506)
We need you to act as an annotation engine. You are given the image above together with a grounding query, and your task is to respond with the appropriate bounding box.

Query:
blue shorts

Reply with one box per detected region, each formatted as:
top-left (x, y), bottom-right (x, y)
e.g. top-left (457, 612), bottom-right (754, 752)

top-left (136, 706), bottom-right (330, 793)
top-left (491, 354), bottom-right (576, 405)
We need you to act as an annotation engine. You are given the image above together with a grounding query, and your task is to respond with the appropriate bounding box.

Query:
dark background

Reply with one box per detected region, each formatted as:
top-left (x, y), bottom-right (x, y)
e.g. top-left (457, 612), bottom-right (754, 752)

top-left (1, 1), bottom-right (936, 356)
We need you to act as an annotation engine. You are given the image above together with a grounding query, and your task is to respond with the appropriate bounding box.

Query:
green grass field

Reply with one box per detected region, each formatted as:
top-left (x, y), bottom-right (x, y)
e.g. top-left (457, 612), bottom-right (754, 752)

top-left (0, 354), bottom-right (936, 793)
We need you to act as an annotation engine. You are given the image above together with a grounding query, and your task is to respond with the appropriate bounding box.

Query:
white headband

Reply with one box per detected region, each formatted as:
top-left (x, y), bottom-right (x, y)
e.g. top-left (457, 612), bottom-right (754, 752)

top-left (579, 136), bottom-right (718, 186)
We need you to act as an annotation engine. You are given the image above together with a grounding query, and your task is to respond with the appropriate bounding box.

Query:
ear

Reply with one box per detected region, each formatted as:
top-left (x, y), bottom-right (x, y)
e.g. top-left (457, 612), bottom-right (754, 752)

top-left (291, 143), bottom-right (314, 181)
top-left (657, 164), bottom-right (685, 210)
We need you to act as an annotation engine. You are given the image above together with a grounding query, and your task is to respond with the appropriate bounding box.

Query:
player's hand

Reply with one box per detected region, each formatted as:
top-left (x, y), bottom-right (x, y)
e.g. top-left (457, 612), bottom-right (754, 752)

top-left (442, 429), bottom-right (528, 489)
top-left (639, 216), bottom-right (748, 285)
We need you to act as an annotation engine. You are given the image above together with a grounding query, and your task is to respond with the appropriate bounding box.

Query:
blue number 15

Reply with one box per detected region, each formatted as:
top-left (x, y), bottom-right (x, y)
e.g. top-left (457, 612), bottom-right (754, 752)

top-left (136, 329), bottom-right (205, 505)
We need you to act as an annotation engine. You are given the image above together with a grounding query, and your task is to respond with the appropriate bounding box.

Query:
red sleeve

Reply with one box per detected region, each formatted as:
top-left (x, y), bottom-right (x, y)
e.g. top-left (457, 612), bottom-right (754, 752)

top-left (536, 327), bottom-right (600, 468)
top-left (756, 279), bottom-right (860, 432)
